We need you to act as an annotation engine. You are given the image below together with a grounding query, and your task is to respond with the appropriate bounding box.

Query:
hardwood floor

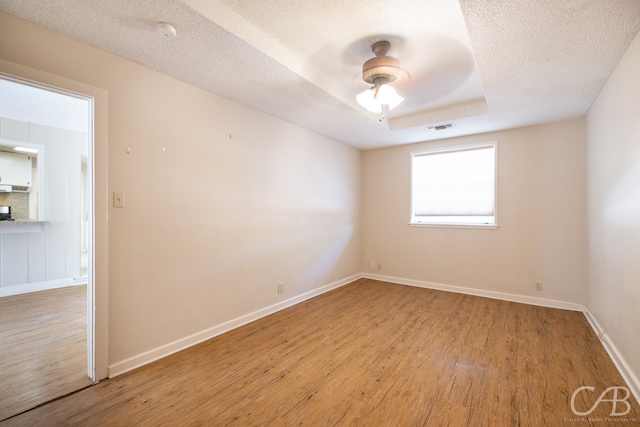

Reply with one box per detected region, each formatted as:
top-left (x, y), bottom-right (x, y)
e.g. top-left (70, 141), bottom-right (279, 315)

top-left (2, 278), bottom-right (638, 426)
top-left (0, 285), bottom-right (92, 421)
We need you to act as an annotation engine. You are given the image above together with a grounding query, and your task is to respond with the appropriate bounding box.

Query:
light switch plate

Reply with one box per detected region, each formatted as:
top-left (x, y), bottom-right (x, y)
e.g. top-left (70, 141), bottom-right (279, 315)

top-left (113, 192), bottom-right (125, 208)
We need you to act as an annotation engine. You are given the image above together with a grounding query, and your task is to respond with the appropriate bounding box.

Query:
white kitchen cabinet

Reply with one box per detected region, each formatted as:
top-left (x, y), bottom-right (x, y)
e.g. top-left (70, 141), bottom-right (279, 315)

top-left (0, 151), bottom-right (32, 188)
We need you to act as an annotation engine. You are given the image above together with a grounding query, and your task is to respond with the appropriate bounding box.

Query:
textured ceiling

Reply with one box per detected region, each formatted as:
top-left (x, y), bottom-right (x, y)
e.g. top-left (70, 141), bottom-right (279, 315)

top-left (0, 0), bottom-right (639, 150)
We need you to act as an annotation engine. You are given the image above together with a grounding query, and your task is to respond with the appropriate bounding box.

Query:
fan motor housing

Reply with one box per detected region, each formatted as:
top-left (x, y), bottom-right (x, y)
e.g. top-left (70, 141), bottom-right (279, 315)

top-left (361, 41), bottom-right (409, 86)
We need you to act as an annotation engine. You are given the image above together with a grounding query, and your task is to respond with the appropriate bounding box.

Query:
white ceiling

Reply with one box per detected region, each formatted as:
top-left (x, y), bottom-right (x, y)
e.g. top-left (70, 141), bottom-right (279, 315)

top-left (1, 0), bottom-right (639, 150)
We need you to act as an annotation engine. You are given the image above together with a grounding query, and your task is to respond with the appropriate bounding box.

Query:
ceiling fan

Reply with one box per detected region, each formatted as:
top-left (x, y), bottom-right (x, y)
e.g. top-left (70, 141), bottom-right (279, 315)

top-left (356, 40), bottom-right (410, 120)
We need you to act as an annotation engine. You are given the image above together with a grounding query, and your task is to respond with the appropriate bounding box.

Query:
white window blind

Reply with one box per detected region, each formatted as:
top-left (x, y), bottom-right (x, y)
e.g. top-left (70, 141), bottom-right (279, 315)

top-left (411, 144), bottom-right (496, 226)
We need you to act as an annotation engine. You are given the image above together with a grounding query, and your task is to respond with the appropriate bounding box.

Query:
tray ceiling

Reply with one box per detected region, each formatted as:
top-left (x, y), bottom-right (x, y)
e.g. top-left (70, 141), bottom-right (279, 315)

top-left (0, 0), bottom-right (639, 149)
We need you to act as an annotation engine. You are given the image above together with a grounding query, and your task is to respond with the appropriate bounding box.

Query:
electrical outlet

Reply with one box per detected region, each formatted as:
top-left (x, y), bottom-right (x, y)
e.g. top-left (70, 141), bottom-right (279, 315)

top-left (277, 283), bottom-right (284, 294)
top-left (113, 192), bottom-right (125, 208)
top-left (370, 261), bottom-right (376, 269)
top-left (535, 282), bottom-right (542, 291)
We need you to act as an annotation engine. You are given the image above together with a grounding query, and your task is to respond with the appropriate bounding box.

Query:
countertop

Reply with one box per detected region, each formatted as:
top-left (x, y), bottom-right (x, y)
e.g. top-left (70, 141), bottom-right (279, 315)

top-left (0, 220), bottom-right (48, 225)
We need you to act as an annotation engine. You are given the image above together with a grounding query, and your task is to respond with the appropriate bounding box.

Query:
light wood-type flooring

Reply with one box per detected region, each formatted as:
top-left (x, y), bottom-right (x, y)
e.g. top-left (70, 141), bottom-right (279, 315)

top-left (0, 285), bottom-right (92, 421)
top-left (2, 278), bottom-right (639, 426)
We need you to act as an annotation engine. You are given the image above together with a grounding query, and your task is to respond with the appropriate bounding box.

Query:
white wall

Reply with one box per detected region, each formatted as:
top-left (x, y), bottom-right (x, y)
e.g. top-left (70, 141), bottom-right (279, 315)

top-left (0, 117), bottom-right (85, 291)
top-left (362, 120), bottom-right (587, 305)
top-left (0, 12), bottom-right (361, 376)
top-left (585, 30), bottom-right (640, 391)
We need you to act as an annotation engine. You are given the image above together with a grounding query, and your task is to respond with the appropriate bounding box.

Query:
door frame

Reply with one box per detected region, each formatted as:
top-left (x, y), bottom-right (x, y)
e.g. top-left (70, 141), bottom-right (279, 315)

top-left (0, 59), bottom-right (109, 381)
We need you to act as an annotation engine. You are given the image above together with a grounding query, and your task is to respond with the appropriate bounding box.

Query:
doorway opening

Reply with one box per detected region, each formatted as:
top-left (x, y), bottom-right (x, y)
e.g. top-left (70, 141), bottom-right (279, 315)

top-left (0, 75), bottom-right (95, 420)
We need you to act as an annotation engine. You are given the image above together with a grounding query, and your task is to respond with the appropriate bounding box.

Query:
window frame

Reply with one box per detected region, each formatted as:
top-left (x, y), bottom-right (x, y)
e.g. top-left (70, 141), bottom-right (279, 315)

top-left (409, 142), bottom-right (499, 229)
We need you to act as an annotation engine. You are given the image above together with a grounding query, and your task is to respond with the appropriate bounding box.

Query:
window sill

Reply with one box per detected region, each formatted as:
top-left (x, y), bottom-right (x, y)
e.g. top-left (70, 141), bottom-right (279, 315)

top-left (409, 222), bottom-right (499, 230)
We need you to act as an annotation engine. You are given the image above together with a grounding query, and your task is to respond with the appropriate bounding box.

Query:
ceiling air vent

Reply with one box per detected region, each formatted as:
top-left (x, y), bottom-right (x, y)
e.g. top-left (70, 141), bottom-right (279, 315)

top-left (427, 123), bottom-right (454, 131)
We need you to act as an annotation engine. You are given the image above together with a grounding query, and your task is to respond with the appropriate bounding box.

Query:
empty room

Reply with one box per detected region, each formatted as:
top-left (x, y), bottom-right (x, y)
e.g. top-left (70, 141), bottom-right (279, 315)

top-left (0, 1), bottom-right (639, 426)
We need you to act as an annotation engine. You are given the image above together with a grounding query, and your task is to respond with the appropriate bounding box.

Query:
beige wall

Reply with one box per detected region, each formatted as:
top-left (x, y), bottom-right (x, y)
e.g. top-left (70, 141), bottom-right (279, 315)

top-left (586, 30), bottom-right (640, 388)
top-left (362, 120), bottom-right (587, 304)
top-left (0, 12), bottom-right (361, 375)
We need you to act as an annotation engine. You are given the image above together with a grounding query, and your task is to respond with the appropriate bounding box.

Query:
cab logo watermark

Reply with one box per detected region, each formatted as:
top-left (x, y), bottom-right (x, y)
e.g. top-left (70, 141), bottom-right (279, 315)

top-left (570, 386), bottom-right (632, 416)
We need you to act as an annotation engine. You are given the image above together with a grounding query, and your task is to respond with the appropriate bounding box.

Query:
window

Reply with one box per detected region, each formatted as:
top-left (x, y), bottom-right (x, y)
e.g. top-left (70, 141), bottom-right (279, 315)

top-left (410, 143), bottom-right (497, 227)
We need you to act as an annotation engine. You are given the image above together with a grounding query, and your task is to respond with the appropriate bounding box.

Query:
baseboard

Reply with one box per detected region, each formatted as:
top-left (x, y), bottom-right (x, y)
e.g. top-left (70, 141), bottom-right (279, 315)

top-left (108, 274), bottom-right (361, 378)
top-left (583, 309), bottom-right (640, 405)
top-left (362, 273), bottom-right (585, 311)
top-left (0, 278), bottom-right (84, 297)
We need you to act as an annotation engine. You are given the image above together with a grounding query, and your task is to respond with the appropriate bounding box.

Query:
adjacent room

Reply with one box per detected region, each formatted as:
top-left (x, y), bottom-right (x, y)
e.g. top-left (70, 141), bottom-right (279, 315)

top-left (0, 1), bottom-right (639, 425)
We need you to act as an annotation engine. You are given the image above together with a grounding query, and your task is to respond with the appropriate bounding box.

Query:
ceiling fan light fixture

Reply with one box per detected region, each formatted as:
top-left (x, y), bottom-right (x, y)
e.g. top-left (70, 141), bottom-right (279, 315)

top-left (356, 80), bottom-right (404, 113)
top-left (375, 83), bottom-right (404, 109)
top-left (356, 87), bottom-right (379, 113)
top-left (356, 41), bottom-right (409, 115)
